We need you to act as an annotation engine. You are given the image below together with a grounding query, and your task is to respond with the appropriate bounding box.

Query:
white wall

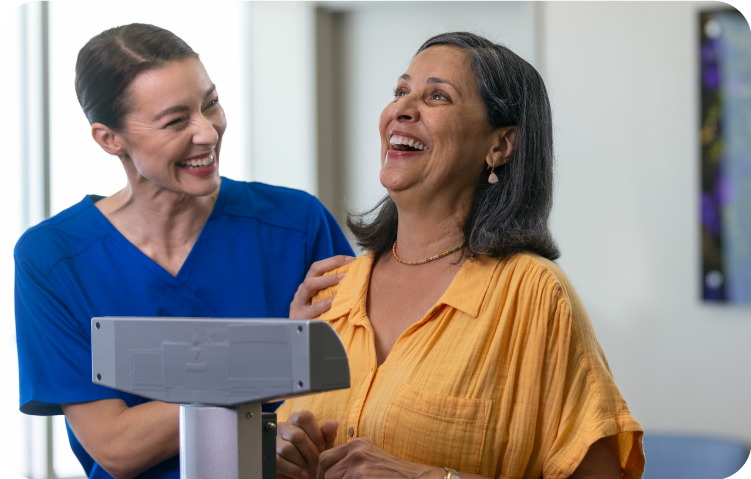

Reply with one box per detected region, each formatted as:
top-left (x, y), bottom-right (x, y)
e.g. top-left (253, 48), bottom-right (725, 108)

top-left (544, 1), bottom-right (751, 441)
top-left (248, 2), bottom-right (318, 194)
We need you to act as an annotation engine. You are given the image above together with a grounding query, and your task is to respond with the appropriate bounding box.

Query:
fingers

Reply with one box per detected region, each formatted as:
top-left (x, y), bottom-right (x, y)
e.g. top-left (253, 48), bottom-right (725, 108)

top-left (290, 296), bottom-right (334, 321)
top-left (290, 255), bottom-right (355, 320)
top-left (293, 411), bottom-right (327, 453)
top-left (276, 411), bottom-right (326, 476)
top-left (305, 256), bottom-right (355, 280)
top-left (317, 438), bottom-right (402, 479)
top-left (276, 438), bottom-right (309, 479)
top-left (277, 417), bottom-right (340, 479)
top-left (317, 443), bottom-right (350, 479)
top-left (320, 420), bottom-right (339, 450)
top-left (295, 274), bottom-right (346, 305)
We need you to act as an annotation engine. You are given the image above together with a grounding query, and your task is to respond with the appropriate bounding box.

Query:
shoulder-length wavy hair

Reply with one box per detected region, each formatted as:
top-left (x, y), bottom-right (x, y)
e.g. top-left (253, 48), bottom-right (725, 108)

top-left (347, 31), bottom-right (560, 262)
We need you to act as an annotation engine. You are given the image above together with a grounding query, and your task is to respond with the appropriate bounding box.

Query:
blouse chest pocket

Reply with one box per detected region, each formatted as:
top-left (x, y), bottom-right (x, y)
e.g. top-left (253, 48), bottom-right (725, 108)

top-left (381, 383), bottom-right (491, 475)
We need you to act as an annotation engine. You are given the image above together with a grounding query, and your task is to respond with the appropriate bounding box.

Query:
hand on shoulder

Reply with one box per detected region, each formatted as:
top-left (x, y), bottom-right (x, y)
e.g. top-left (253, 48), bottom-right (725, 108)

top-left (290, 255), bottom-right (356, 319)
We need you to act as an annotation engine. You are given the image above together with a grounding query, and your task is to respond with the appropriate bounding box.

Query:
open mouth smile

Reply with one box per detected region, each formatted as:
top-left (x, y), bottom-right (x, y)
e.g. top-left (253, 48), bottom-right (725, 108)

top-left (389, 134), bottom-right (429, 152)
top-left (177, 154), bottom-right (215, 170)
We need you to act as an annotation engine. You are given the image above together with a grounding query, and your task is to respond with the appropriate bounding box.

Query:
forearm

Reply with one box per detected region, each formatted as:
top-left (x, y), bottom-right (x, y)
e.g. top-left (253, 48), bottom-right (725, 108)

top-left (63, 399), bottom-right (179, 479)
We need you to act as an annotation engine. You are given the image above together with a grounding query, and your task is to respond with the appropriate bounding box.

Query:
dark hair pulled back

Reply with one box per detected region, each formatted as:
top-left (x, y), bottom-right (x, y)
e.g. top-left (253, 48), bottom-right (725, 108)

top-left (75, 23), bottom-right (198, 131)
top-left (347, 31), bottom-right (560, 262)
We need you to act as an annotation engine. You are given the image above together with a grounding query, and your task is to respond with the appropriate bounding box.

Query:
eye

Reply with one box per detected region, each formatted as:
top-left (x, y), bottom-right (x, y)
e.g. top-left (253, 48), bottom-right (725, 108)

top-left (393, 88), bottom-right (407, 98)
top-left (205, 96), bottom-right (220, 109)
top-left (429, 90), bottom-right (449, 101)
top-left (165, 117), bottom-right (186, 127)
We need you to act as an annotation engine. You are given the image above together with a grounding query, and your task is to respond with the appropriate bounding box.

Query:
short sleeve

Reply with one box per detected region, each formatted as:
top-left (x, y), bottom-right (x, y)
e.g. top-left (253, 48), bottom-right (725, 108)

top-left (541, 279), bottom-right (645, 479)
top-left (305, 197), bottom-right (354, 269)
top-left (14, 249), bottom-right (122, 416)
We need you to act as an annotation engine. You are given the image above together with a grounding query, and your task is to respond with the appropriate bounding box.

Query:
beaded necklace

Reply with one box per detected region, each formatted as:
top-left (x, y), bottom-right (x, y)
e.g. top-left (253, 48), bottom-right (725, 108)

top-left (391, 240), bottom-right (465, 265)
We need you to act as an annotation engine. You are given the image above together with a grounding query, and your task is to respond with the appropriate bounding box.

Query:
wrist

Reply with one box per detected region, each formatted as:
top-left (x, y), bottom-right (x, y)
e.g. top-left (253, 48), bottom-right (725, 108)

top-left (443, 467), bottom-right (465, 479)
top-left (415, 466), bottom-right (448, 479)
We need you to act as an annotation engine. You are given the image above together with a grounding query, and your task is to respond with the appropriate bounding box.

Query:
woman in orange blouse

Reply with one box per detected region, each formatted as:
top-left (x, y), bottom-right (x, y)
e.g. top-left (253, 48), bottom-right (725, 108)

top-left (281, 32), bottom-right (645, 479)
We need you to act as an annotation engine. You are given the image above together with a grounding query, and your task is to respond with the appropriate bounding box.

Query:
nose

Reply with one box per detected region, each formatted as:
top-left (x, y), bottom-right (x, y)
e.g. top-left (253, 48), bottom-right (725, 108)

top-left (390, 94), bottom-right (419, 123)
top-left (192, 113), bottom-right (219, 146)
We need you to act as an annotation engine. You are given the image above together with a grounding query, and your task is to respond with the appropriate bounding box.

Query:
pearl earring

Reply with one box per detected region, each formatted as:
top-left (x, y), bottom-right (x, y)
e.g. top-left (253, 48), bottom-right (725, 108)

top-left (488, 165), bottom-right (499, 184)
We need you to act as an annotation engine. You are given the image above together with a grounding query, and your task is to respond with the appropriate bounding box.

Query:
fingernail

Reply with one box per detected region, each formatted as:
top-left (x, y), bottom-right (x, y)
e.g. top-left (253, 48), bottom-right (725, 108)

top-left (336, 273), bottom-right (346, 279)
top-left (345, 256), bottom-right (355, 262)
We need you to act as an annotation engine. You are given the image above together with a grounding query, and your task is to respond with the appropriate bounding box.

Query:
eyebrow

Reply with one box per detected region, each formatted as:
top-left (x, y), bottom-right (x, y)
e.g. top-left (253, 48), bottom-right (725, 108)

top-left (398, 74), bottom-right (456, 90)
top-left (426, 77), bottom-right (456, 89)
top-left (153, 84), bottom-right (217, 121)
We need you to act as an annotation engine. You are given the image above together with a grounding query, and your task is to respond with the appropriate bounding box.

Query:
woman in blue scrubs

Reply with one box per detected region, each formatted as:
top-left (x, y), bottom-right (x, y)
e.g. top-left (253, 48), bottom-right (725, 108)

top-left (14, 23), bottom-right (354, 479)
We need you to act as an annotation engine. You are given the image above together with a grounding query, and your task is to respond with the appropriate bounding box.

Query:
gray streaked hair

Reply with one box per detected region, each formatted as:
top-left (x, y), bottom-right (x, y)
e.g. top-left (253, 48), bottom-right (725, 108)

top-left (348, 32), bottom-right (560, 262)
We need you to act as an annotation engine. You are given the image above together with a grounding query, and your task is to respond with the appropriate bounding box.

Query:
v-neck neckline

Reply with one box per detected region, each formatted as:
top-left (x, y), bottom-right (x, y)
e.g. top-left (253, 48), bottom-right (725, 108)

top-left (351, 253), bottom-right (473, 369)
top-left (85, 178), bottom-right (232, 286)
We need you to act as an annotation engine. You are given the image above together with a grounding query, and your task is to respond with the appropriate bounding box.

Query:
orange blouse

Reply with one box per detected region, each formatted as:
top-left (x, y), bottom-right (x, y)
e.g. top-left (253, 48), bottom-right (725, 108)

top-left (278, 252), bottom-right (644, 479)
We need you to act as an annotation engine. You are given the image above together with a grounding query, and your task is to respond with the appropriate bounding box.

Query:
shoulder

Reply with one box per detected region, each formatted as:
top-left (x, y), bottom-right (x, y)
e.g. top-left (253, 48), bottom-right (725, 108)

top-left (506, 252), bottom-right (573, 294)
top-left (481, 252), bottom-right (568, 296)
top-left (473, 252), bottom-right (586, 322)
top-left (221, 179), bottom-right (322, 233)
top-left (312, 254), bottom-right (369, 307)
top-left (502, 253), bottom-right (599, 350)
top-left (15, 197), bottom-right (105, 276)
top-left (510, 252), bottom-right (584, 314)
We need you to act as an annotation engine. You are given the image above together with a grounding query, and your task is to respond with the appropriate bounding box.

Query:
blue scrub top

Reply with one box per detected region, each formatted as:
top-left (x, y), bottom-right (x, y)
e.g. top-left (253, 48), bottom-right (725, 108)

top-left (14, 177), bottom-right (354, 478)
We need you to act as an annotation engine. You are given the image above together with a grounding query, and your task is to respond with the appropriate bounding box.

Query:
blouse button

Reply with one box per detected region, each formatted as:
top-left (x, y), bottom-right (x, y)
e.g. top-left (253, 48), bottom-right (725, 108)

top-left (348, 427), bottom-right (354, 437)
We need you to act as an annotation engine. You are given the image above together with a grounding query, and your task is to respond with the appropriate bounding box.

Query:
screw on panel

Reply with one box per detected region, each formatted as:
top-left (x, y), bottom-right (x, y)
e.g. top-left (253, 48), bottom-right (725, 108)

top-left (246, 412), bottom-right (253, 420)
top-left (95, 322), bottom-right (100, 329)
top-left (297, 325), bottom-right (303, 333)
top-left (298, 380), bottom-right (304, 388)
top-left (266, 422), bottom-right (277, 433)
top-left (96, 373), bottom-right (101, 381)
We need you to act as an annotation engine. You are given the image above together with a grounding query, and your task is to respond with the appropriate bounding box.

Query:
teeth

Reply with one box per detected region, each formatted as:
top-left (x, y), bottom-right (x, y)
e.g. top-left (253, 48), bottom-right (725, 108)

top-left (178, 154), bottom-right (215, 168)
top-left (389, 135), bottom-right (428, 151)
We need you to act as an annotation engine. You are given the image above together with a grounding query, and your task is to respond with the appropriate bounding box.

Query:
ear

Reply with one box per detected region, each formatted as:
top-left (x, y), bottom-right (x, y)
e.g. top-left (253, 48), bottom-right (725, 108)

top-left (485, 126), bottom-right (517, 169)
top-left (91, 122), bottom-right (127, 157)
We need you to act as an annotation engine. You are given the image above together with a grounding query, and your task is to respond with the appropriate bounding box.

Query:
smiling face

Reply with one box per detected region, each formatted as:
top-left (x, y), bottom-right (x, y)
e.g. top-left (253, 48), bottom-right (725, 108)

top-left (378, 45), bottom-right (498, 201)
top-left (116, 57), bottom-right (226, 197)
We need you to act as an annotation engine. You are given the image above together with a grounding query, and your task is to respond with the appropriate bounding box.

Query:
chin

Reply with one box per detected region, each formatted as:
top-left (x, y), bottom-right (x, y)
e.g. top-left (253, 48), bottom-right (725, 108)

top-left (379, 169), bottom-right (418, 193)
top-left (179, 175), bottom-right (221, 197)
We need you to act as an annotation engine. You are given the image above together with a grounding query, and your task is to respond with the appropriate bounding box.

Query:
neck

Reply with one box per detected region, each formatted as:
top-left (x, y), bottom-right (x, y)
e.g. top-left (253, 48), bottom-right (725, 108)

top-left (390, 185), bottom-right (473, 261)
top-left (96, 178), bottom-right (221, 250)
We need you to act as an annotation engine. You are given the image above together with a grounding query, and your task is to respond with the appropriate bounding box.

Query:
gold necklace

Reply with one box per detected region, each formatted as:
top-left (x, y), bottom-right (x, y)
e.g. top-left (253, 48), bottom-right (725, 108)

top-left (391, 240), bottom-right (465, 265)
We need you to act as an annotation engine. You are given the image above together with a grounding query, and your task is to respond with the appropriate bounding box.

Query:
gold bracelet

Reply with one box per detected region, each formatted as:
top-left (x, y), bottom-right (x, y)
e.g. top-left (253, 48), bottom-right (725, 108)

top-left (444, 467), bottom-right (464, 479)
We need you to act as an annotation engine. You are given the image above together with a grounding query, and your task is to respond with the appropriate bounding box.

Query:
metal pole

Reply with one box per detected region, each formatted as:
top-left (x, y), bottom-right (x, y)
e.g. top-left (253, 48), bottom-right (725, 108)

top-left (42, 4), bottom-right (55, 474)
top-left (45, 417), bottom-right (56, 479)
top-left (41, 0), bottom-right (51, 221)
top-left (180, 404), bottom-right (263, 479)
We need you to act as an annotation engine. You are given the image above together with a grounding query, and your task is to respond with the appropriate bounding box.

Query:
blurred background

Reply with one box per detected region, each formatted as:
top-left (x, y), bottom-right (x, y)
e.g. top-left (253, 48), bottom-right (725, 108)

top-left (2, 1), bottom-right (750, 477)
